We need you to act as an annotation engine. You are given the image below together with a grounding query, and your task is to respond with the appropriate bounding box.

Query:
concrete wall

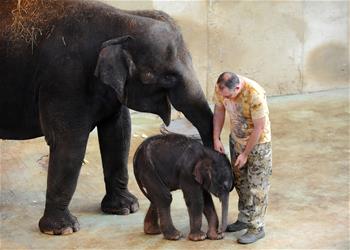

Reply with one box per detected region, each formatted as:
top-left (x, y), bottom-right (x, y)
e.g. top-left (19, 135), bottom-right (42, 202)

top-left (102, 0), bottom-right (349, 98)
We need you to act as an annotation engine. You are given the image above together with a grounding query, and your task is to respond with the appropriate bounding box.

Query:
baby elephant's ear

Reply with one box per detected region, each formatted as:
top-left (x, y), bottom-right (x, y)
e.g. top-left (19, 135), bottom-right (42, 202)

top-left (193, 158), bottom-right (212, 190)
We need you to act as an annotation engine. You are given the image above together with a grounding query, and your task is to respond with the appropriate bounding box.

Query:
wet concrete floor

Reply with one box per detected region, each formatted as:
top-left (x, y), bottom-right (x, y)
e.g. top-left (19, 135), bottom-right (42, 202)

top-left (1, 88), bottom-right (349, 249)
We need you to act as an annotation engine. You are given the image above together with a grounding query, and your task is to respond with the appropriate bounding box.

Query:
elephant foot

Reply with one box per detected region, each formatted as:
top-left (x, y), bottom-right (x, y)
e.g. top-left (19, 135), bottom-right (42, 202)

top-left (144, 221), bottom-right (161, 235)
top-left (163, 229), bottom-right (182, 240)
top-left (207, 230), bottom-right (224, 240)
top-left (38, 209), bottom-right (80, 235)
top-left (188, 231), bottom-right (207, 241)
top-left (101, 189), bottom-right (139, 215)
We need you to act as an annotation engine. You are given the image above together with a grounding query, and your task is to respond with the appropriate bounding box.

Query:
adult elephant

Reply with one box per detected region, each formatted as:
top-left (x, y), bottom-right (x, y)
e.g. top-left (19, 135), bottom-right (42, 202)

top-left (0, 0), bottom-right (213, 235)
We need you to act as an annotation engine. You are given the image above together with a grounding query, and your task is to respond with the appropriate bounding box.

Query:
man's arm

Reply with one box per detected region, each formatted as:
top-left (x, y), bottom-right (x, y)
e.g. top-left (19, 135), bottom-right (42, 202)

top-left (213, 104), bottom-right (226, 153)
top-left (235, 117), bottom-right (265, 168)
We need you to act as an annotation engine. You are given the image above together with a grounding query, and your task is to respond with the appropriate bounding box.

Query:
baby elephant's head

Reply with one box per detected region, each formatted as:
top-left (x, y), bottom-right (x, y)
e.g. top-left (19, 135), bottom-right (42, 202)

top-left (192, 150), bottom-right (234, 196)
top-left (192, 150), bottom-right (234, 232)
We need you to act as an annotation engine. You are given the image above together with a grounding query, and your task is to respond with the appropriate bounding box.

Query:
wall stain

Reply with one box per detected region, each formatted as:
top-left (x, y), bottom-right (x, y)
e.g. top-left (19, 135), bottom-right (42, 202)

top-left (305, 42), bottom-right (349, 85)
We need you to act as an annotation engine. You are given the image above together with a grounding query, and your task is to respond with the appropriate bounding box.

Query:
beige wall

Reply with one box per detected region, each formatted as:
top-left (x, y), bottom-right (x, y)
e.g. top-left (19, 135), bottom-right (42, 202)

top-left (102, 0), bottom-right (349, 99)
top-left (208, 1), bottom-right (305, 97)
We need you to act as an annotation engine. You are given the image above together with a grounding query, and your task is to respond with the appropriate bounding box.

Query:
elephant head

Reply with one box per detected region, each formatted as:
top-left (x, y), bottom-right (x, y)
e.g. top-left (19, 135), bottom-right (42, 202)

top-left (94, 13), bottom-right (213, 146)
top-left (193, 150), bottom-right (234, 232)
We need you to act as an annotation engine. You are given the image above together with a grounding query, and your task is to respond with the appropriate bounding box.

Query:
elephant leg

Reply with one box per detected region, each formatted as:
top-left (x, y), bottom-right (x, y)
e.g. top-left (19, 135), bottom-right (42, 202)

top-left (38, 132), bottom-right (89, 235)
top-left (37, 82), bottom-right (91, 235)
top-left (140, 172), bottom-right (180, 240)
top-left (182, 185), bottom-right (206, 241)
top-left (157, 206), bottom-right (182, 240)
top-left (97, 106), bottom-right (139, 215)
top-left (203, 190), bottom-right (223, 240)
top-left (144, 203), bottom-right (161, 234)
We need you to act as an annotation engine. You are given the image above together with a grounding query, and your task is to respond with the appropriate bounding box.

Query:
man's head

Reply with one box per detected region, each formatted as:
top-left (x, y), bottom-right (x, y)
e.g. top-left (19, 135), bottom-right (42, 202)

top-left (216, 72), bottom-right (243, 99)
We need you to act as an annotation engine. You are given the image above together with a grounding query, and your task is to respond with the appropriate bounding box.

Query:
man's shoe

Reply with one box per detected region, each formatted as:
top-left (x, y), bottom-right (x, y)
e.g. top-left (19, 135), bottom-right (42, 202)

top-left (237, 228), bottom-right (265, 244)
top-left (225, 220), bottom-right (248, 232)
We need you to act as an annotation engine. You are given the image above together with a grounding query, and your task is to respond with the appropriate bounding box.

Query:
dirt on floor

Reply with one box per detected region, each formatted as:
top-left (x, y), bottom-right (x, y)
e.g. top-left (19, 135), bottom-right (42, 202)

top-left (1, 88), bottom-right (349, 249)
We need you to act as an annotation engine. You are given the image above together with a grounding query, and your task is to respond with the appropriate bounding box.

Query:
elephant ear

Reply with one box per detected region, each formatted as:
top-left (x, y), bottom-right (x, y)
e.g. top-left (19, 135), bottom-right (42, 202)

top-left (193, 158), bottom-right (212, 190)
top-left (94, 36), bottom-right (136, 104)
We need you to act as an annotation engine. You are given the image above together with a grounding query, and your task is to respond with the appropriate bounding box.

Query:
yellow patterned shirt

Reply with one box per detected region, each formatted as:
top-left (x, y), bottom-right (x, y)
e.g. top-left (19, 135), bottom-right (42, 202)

top-left (213, 76), bottom-right (271, 153)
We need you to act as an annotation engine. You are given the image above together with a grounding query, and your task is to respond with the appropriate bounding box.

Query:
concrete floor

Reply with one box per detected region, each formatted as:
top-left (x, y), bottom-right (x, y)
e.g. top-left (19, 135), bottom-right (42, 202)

top-left (1, 88), bottom-right (349, 249)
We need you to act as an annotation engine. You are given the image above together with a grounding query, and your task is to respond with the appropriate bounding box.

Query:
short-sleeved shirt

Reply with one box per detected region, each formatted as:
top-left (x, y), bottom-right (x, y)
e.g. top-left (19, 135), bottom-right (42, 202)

top-left (213, 76), bottom-right (271, 153)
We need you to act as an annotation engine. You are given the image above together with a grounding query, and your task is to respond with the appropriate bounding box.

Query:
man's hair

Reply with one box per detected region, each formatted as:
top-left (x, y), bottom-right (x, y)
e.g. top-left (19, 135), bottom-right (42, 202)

top-left (216, 72), bottom-right (240, 89)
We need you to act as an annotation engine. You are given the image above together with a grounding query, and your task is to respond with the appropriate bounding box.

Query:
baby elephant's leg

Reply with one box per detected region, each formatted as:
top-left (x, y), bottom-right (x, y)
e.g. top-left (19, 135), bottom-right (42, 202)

top-left (182, 185), bottom-right (206, 241)
top-left (203, 191), bottom-right (223, 240)
top-left (141, 173), bottom-right (181, 240)
top-left (157, 205), bottom-right (182, 240)
top-left (144, 203), bottom-right (160, 234)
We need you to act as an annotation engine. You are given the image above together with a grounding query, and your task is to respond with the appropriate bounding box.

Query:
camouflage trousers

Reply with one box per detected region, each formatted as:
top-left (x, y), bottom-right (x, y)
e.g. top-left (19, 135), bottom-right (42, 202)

top-left (229, 136), bottom-right (272, 231)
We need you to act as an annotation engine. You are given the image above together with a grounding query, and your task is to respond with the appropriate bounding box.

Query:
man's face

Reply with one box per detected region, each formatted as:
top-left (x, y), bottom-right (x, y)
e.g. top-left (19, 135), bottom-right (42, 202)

top-left (217, 81), bottom-right (242, 99)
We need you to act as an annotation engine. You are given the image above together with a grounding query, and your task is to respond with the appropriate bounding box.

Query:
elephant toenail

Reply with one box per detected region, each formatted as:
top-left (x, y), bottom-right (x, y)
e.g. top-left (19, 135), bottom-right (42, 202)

top-left (62, 227), bottom-right (73, 235)
top-left (131, 203), bottom-right (139, 213)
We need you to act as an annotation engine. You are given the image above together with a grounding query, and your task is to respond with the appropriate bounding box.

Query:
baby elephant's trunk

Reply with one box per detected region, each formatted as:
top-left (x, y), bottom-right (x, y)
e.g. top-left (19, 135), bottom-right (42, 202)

top-left (220, 193), bottom-right (229, 233)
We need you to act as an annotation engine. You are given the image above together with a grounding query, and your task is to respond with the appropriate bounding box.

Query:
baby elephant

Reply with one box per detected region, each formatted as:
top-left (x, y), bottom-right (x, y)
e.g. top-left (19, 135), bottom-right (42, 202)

top-left (133, 134), bottom-right (234, 241)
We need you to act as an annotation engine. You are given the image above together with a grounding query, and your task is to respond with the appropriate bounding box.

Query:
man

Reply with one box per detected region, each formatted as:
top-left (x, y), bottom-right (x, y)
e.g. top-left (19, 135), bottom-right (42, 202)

top-left (213, 72), bottom-right (272, 244)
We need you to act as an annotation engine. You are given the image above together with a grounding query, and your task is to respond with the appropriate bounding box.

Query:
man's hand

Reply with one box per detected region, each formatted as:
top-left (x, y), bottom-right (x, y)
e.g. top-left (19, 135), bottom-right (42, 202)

top-left (234, 153), bottom-right (248, 169)
top-left (214, 139), bottom-right (225, 153)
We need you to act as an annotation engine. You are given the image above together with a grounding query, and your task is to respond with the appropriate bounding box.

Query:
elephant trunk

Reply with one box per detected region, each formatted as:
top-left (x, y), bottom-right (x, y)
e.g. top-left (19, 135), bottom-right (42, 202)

top-left (220, 192), bottom-right (229, 233)
top-left (168, 73), bottom-right (213, 147)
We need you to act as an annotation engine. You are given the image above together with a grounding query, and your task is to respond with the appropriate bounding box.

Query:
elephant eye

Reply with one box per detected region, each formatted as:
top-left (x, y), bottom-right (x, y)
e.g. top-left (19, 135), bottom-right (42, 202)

top-left (165, 74), bottom-right (177, 81)
top-left (165, 74), bottom-right (177, 83)
top-left (160, 74), bottom-right (177, 88)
